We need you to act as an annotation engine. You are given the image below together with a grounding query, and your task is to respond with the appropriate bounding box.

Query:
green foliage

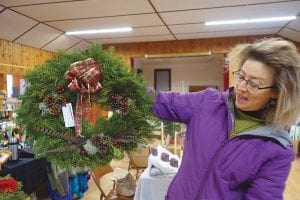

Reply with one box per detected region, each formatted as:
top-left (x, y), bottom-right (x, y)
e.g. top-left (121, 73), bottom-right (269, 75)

top-left (16, 43), bottom-right (155, 168)
top-left (163, 121), bottom-right (182, 135)
top-left (0, 175), bottom-right (27, 200)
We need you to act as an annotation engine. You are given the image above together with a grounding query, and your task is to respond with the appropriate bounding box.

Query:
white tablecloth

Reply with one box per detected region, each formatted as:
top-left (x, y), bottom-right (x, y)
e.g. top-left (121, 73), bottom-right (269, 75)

top-left (134, 166), bottom-right (176, 200)
top-left (134, 146), bottom-right (179, 200)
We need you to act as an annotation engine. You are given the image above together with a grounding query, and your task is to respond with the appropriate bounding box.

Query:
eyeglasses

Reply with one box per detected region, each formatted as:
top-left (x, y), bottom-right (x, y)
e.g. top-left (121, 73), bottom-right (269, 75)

top-left (233, 71), bottom-right (274, 93)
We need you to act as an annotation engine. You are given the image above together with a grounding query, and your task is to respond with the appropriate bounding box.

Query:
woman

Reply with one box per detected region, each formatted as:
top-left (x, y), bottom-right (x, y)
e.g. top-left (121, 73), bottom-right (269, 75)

top-left (151, 38), bottom-right (300, 200)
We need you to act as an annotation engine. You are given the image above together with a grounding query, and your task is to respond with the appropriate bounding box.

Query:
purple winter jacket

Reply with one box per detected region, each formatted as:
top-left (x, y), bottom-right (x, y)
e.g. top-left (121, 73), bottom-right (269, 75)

top-left (151, 88), bottom-right (294, 200)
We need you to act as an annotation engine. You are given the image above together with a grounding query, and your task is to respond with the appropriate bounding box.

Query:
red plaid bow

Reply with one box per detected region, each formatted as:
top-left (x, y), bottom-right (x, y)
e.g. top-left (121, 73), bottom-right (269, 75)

top-left (64, 58), bottom-right (102, 95)
top-left (64, 58), bottom-right (103, 136)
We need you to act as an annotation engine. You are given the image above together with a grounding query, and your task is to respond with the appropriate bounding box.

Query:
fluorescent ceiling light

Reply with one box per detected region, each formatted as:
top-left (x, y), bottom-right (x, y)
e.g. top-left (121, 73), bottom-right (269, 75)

top-left (66, 27), bottom-right (132, 35)
top-left (205, 16), bottom-right (296, 26)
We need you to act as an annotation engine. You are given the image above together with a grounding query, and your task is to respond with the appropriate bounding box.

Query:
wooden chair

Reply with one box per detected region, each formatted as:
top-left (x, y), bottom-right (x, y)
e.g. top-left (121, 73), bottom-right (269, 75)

top-left (127, 146), bottom-right (150, 180)
top-left (90, 164), bottom-right (114, 200)
top-left (90, 165), bottom-right (133, 200)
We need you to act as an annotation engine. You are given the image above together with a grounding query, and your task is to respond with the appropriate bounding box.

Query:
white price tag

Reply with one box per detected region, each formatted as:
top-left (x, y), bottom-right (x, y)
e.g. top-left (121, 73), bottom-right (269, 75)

top-left (62, 103), bottom-right (75, 127)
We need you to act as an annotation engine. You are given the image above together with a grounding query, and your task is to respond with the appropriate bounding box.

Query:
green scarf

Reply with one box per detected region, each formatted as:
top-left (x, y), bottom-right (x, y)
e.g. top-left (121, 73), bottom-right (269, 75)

top-left (230, 107), bottom-right (265, 138)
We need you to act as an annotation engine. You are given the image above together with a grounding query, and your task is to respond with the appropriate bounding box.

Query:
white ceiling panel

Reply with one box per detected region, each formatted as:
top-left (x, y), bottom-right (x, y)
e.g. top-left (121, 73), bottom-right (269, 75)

top-left (89, 35), bottom-right (175, 45)
top-left (169, 21), bottom-right (286, 34)
top-left (0, 0), bottom-right (65, 7)
top-left (279, 28), bottom-right (300, 43)
top-left (42, 35), bottom-right (80, 52)
top-left (46, 14), bottom-right (164, 32)
top-left (161, 1), bottom-right (300, 25)
top-left (151, 0), bottom-right (291, 12)
top-left (0, 1), bottom-right (299, 51)
top-left (66, 41), bottom-right (91, 53)
top-left (11, 0), bottom-right (154, 22)
top-left (175, 28), bottom-right (280, 40)
top-left (77, 26), bottom-right (170, 40)
top-left (287, 18), bottom-right (300, 32)
top-left (15, 23), bottom-right (63, 48)
top-left (0, 9), bottom-right (38, 41)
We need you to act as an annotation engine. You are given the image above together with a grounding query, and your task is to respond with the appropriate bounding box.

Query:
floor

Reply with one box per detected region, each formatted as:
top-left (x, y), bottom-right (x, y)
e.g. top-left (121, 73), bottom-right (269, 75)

top-left (38, 148), bottom-right (300, 200)
top-left (283, 157), bottom-right (300, 200)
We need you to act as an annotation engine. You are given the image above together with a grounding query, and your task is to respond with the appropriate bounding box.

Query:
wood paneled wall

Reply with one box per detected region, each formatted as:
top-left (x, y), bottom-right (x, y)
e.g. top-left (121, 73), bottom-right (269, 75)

top-left (0, 38), bottom-right (54, 75)
top-left (0, 38), bottom-right (54, 90)
top-left (104, 35), bottom-right (299, 65)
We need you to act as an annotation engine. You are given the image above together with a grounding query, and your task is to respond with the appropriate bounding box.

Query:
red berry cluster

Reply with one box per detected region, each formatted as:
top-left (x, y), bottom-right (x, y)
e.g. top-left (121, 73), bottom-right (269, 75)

top-left (80, 150), bottom-right (87, 156)
top-left (113, 141), bottom-right (121, 148)
top-left (56, 86), bottom-right (66, 94)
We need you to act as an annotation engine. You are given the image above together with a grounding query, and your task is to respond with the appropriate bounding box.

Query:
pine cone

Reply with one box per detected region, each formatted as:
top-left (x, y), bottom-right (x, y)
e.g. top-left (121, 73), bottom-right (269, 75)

top-left (91, 135), bottom-right (109, 147)
top-left (109, 95), bottom-right (120, 110)
top-left (120, 106), bottom-right (129, 115)
top-left (49, 104), bottom-right (61, 115)
top-left (43, 95), bottom-right (54, 107)
top-left (56, 96), bottom-right (67, 106)
top-left (98, 145), bottom-right (108, 154)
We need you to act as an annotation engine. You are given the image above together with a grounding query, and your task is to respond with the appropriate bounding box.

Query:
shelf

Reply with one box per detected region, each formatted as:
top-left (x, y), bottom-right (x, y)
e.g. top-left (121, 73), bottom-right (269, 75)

top-left (0, 109), bottom-right (13, 112)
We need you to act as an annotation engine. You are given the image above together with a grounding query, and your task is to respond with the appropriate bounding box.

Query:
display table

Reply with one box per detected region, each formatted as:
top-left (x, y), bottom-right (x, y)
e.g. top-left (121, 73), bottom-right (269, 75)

top-left (134, 166), bottom-right (175, 200)
top-left (134, 146), bottom-right (180, 200)
top-left (0, 157), bottom-right (48, 194)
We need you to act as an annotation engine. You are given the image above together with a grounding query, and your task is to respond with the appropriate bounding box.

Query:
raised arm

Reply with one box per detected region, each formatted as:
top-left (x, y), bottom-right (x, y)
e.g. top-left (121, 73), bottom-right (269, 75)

top-left (150, 89), bottom-right (214, 124)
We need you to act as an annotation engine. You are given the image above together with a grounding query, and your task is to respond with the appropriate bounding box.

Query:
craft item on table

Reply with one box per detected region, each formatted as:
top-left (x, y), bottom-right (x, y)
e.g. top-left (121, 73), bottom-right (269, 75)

top-left (46, 164), bottom-right (89, 199)
top-left (0, 175), bottom-right (27, 200)
top-left (149, 165), bottom-right (164, 176)
top-left (69, 172), bottom-right (89, 198)
top-left (113, 167), bottom-right (136, 196)
top-left (0, 150), bottom-right (12, 170)
top-left (161, 152), bottom-right (169, 162)
top-left (8, 137), bottom-right (19, 161)
top-left (47, 166), bottom-right (69, 198)
top-left (151, 147), bottom-right (158, 156)
top-left (148, 145), bottom-right (180, 176)
top-left (170, 158), bottom-right (179, 168)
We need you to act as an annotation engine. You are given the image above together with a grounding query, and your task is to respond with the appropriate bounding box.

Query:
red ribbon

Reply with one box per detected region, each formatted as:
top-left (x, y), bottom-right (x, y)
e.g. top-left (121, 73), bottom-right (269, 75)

top-left (64, 58), bottom-right (103, 136)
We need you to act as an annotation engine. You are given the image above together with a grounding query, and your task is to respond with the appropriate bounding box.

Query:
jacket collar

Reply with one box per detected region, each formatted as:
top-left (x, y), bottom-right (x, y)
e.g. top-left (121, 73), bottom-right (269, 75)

top-left (223, 87), bottom-right (292, 149)
top-left (239, 127), bottom-right (292, 149)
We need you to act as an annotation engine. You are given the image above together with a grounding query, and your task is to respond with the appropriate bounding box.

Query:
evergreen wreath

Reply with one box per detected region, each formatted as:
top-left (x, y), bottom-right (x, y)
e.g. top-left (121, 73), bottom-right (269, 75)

top-left (17, 44), bottom-right (156, 169)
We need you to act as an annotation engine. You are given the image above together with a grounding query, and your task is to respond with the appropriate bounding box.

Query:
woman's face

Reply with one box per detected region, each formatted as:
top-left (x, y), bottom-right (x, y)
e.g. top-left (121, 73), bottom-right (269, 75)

top-left (234, 59), bottom-right (277, 111)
